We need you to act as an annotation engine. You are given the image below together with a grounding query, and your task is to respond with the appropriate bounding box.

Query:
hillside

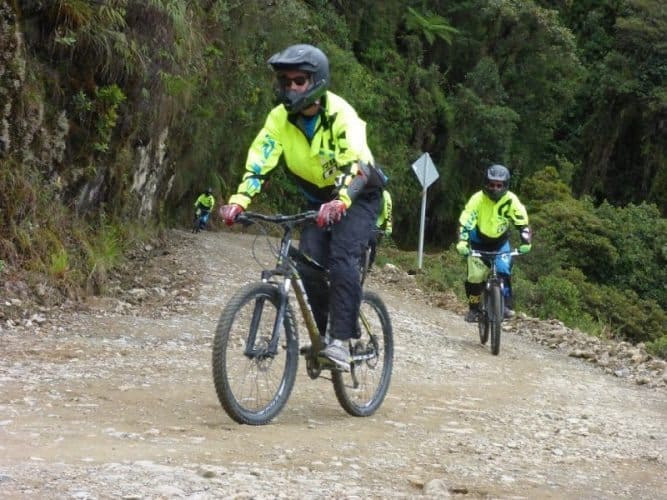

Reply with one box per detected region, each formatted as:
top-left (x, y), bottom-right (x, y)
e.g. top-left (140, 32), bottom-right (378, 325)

top-left (1, 228), bottom-right (665, 498)
top-left (1, 1), bottom-right (666, 355)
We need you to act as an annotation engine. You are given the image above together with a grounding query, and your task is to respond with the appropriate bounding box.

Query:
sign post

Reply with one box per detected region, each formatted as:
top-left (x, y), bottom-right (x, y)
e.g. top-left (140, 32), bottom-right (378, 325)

top-left (411, 152), bottom-right (439, 270)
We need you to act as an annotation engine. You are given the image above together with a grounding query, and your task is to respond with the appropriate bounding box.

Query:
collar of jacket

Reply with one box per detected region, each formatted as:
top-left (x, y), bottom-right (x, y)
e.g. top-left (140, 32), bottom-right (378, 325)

top-left (287, 94), bottom-right (332, 135)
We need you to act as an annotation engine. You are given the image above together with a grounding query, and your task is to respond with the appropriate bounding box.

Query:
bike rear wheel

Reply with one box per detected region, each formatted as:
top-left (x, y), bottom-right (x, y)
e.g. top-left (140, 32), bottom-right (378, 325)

top-left (212, 282), bottom-right (299, 425)
top-left (332, 290), bottom-right (393, 417)
top-left (489, 284), bottom-right (502, 355)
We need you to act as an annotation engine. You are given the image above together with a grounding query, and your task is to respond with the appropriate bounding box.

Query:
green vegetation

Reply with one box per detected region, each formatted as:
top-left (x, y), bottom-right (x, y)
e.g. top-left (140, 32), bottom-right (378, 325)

top-left (1, 1), bottom-right (665, 358)
top-left (380, 166), bottom-right (666, 357)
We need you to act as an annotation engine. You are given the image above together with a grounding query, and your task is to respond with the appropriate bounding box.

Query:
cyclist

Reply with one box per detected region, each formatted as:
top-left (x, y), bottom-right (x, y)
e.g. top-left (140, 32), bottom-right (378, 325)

top-left (368, 189), bottom-right (393, 269)
top-left (455, 164), bottom-right (532, 322)
top-left (194, 187), bottom-right (215, 230)
top-left (219, 44), bottom-right (385, 371)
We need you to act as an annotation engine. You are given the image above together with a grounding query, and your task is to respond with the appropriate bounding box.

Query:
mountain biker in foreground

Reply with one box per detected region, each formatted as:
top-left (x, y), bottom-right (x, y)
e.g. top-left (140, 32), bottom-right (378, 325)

top-left (219, 44), bottom-right (386, 371)
top-left (455, 164), bottom-right (532, 322)
top-left (194, 187), bottom-right (215, 230)
top-left (368, 189), bottom-right (393, 269)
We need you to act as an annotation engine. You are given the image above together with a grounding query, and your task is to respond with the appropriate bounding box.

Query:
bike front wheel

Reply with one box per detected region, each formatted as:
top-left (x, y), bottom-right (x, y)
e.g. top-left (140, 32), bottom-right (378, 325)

top-left (212, 282), bottom-right (299, 425)
top-left (478, 293), bottom-right (489, 345)
top-left (489, 284), bottom-right (502, 355)
top-left (332, 290), bottom-right (393, 417)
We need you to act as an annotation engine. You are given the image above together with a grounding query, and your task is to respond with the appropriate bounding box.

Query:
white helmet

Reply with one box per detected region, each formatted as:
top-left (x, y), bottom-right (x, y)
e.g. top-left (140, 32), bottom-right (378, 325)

top-left (483, 164), bottom-right (510, 201)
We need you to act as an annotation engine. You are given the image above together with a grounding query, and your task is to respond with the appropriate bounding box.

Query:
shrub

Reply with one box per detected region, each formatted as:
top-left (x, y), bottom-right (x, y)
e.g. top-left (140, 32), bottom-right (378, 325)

top-left (646, 335), bottom-right (667, 360)
top-left (580, 281), bottom-right (667, 344)
top-left (532, 274), bottom-right (581, 320)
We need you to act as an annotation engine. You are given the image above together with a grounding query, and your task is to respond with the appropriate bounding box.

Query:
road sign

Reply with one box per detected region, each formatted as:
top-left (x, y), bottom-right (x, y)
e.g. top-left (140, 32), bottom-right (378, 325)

top-left (410, 152), bottom-right (439, 269)
top-left (411, 152), bottom-right (439, 189)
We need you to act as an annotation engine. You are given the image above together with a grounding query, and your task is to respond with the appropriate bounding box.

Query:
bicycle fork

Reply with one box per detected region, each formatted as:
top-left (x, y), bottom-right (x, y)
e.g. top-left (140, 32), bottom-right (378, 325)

top-left (243, 274), bottom-right (324, 360)
top-left (243, 293), bottom-right (272, 358)
top-left (242, 275), bottom-right (293, 359)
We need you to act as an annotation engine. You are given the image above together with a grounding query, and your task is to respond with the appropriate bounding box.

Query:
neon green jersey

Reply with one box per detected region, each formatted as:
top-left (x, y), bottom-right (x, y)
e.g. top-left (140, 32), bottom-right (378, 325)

top-left (229, 91), bottom-right (374, 209)
top-left (376, 190), bottom-right (393, 235)
top-left (194, 193), bottom-right (215, 210)
top-left (458, 190), bottom-right (528, 244)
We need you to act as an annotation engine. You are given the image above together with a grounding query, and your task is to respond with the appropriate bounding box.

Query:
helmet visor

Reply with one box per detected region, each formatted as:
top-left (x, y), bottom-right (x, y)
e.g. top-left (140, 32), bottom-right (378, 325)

top-left (486, 181), bottom-right (505, 190)
top-left (277, 73), bottom-right (311, 89)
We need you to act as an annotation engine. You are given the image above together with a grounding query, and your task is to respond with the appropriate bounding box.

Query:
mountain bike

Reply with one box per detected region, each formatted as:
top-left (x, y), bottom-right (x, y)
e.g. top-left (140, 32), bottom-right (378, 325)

top-left (470, 249), bottom-right (520, 356)
top-left (212, 211), bottom-right (394, 425)
top-left (192, 208), bottom-right (211, 233)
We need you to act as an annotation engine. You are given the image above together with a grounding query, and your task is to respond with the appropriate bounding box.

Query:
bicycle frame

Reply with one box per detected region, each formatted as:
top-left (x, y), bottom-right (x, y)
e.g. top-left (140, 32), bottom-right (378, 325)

top-left (238, 212), bottom-right (325, 358)
top-left (470, 249), bottom-right (519, 290)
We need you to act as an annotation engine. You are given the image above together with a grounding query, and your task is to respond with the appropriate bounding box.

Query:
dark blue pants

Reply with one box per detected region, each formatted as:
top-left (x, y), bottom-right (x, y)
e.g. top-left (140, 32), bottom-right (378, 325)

top-left (298, 190), bottom-right (381, 341)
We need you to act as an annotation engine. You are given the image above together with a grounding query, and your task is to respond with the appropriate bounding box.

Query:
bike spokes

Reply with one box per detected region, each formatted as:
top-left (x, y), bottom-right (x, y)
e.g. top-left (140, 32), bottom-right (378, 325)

top-left (332, 291), bottom-right (393, 417)
top-left (212, 284), bottom-right (298, 425)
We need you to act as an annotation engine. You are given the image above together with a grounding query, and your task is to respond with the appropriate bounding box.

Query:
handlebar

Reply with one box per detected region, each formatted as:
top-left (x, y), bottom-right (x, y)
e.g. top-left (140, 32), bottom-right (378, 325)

top-left (236, 210), bottom-right (318, 227)
top-left (470, 249), bottom-right (521, 258)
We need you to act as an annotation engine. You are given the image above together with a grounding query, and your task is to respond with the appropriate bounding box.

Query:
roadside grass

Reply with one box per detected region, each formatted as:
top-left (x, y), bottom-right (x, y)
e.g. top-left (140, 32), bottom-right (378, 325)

top-left (0, 161), bottom-right (160, 302)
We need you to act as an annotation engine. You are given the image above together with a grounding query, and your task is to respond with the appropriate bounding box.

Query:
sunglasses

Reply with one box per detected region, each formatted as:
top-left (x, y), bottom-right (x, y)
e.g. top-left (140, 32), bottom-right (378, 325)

top-left (486, 181), bottom-right (505, 190)
top-left (278, 74), bottom-right (310, 87)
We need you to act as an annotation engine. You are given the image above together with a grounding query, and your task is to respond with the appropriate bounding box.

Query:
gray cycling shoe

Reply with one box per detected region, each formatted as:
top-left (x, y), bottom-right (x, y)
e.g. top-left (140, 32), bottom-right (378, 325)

top-left (503, 307), bottom-right (515, 319)
top-left (464, 309), bottom-right (480, 323)
top-left (319, 339), bottom-right (350, 372)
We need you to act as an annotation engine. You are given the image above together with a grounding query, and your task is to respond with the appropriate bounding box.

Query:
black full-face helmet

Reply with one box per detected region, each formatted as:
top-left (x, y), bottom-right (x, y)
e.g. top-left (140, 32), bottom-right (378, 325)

top-left (206, 187), bottom-right (213, 195)
top-left (483, 164), bottom-right (510, 201)
top-left (267, 44), bottom-right (329, 114)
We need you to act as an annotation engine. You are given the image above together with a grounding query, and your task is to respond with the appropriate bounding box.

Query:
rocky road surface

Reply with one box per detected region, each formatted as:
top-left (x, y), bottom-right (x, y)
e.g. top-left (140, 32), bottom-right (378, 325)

top-left (1, 228), bottom-right (665, 499)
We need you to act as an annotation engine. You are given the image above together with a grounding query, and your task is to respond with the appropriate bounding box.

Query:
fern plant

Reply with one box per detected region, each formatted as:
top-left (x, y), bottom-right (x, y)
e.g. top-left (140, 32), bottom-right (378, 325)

top-left (405, 7), bottom-right (459, 46)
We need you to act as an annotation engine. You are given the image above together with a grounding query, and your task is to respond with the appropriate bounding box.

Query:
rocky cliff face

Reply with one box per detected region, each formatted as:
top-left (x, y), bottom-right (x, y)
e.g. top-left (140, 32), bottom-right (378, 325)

top-left (1, 3), bottom-right (40, 161)
top-left (0, 2), bottom-right (172, 221)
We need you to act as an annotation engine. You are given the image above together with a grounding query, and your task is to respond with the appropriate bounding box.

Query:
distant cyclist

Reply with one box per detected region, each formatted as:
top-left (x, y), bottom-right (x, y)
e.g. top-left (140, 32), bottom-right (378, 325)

top-left (456, 164), bottom-right (532, 322)
top-left (194, 187), bottom-right (215, 231)
top-left (368, 189), bottom-right (393, 268)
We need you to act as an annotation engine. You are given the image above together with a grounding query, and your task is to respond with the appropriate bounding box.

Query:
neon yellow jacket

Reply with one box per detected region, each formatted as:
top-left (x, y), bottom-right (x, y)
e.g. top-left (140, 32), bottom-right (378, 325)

top-left (376, 190), bottom-right (393, 236)
top-left (229, 91), bottom-right (375, 209)
top-left (194, 193), bottom-right (215, 210)
top-left (458, 190), bottom-right (529, 245)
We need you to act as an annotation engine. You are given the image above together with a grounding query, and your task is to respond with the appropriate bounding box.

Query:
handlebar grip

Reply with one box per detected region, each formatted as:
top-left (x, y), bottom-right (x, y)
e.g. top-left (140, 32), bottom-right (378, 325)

top-left (235, 214), bottom-right (254, 226)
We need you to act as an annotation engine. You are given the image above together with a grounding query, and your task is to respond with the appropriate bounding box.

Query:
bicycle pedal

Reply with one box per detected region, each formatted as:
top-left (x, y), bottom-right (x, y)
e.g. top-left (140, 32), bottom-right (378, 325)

top-left (314, 353), bottom-right (337, 368)
top-left (317, 354), bottom-right (350, 372)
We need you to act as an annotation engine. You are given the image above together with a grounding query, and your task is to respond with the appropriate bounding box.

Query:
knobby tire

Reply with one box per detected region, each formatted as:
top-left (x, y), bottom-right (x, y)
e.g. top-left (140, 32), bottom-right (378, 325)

top-left (489, 284), bottom-right (502, 355)
top-left (212, 282), bottom-right (299, 425)
top-left (478, 294), bottom-right (489, 345)
top-left (332, 290), bottom-right (393, 417)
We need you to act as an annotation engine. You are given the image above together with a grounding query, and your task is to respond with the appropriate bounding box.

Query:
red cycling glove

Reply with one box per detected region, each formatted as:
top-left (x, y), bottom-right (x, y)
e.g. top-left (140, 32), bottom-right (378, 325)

top-left (220, 203), bottom-right (244, 226)
top-left (316, 200), bottom-right (346, 228)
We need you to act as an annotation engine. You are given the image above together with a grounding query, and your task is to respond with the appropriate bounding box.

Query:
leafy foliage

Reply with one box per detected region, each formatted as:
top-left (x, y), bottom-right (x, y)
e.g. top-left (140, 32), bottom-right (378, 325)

top-left (404, 7), bottom-right (459, 46)
top-left (517, 167), bottom-right (667, 343)
top-left (4, 0), bottom-right (667, 356)
top-left (646, 335), bottom-right (667, 359)
top-left (566, 0), bottom-right (667, 212)
top-left (594, 201), bottom-right (667, 308)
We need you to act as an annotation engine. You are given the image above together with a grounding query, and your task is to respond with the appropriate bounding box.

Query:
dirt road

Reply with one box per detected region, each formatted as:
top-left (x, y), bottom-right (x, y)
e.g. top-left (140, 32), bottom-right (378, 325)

top-left (1, 228), bottom-right (665, 498)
